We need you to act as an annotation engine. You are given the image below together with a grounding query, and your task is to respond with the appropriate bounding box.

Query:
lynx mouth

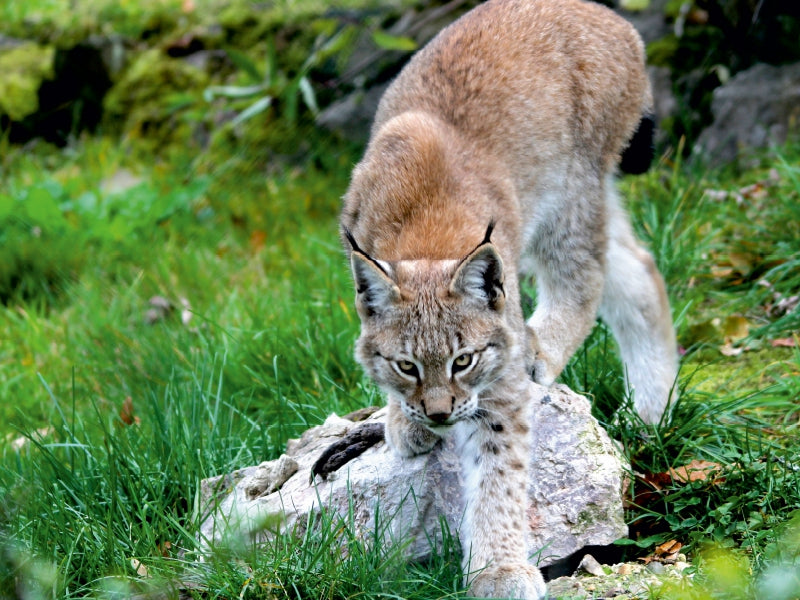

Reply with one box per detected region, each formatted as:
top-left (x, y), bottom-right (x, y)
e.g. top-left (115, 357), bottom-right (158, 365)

top-left (425, 422), bottom-right (456, 435)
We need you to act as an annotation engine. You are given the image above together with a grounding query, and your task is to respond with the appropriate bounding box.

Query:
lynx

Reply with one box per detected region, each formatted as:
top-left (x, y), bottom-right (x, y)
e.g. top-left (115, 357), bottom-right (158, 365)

top-left (340, 0), bottom-right (678, 597)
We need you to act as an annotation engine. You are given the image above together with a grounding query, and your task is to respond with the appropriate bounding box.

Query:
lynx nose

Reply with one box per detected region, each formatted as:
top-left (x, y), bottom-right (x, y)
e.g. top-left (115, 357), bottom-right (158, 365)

top-left (427, 410), bottom-right (452, 425)
top-left (424, 396), bottom-right (455, 425)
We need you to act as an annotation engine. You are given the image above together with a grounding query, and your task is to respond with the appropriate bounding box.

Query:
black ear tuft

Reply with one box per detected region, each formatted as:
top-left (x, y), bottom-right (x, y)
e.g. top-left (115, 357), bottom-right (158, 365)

top-left (343, 227), bottom-right (363, 253)
top-left (620, 113), bottom-right (655, 175)
top-left (482, 220), bottom-right (496, 245)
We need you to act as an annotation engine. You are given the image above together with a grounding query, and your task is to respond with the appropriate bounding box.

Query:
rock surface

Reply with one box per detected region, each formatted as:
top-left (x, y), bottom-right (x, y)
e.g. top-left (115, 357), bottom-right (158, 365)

top-left (546, 559), bottom-right (692, 599)
top-left (696, 62), bottom-right (800, 164)
top-left (199, 382), bottom-right (627, 568)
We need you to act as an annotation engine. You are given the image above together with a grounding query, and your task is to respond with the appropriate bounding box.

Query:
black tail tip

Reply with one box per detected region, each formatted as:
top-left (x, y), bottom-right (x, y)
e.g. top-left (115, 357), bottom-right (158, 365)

top-left (620, 113), bottom-right (655, 175)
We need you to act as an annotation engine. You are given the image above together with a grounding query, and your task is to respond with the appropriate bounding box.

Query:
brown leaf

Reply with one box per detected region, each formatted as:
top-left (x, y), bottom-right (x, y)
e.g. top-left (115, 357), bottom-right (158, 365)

top-left (119, 397), bottom-right (141, 426)
top-left (669, 460), bottom-right (725, 484)
top-left (638, 540), bottom-right (684, 565)
top-left (655, 539), bottom-right (683, 557)
top-left (770, 294), bottom-right (800, 318)
top-left (771, 337), bottom-right (798, 348)
top-left (721, 315), bottom-right (750, 342)
top-left (249, 229), bottom-right (267, 254)
top-left (738, 182), bottom-right (768, 200)
top-left (726, 252), bottom-right (757, 275)
top-left (627, 461), bottom-right (726, 511)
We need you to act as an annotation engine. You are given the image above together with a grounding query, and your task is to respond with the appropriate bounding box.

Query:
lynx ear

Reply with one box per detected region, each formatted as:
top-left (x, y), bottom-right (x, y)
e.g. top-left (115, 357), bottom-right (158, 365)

top-left (351, 252), bottom-right (400, 319)
top-left (450, 243), bottom-right (505, 311)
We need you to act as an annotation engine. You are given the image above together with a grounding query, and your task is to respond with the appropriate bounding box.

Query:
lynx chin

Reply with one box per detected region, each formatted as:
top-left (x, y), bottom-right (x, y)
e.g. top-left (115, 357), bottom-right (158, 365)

top-left (340, 0), bottom-right (678, 597)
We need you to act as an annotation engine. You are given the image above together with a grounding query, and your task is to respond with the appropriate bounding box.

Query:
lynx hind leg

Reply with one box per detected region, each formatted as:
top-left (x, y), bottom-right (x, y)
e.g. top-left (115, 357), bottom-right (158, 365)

top-left (599, 180), bottom-right (678, 424)
top-left (384, 398), bottom-right (440, 457)
top-left (526, 180), bottom-right (608, 387)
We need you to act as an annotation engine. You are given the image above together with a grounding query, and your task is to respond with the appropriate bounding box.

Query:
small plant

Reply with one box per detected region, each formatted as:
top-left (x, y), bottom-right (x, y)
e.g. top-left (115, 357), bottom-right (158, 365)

top-left (204, 25), bottom-right (356, 128)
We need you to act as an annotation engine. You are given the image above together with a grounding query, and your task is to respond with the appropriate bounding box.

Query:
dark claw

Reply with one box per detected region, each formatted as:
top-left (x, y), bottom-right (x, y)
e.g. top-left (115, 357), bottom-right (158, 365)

top-left (310, 422), bottom-right (385, 482)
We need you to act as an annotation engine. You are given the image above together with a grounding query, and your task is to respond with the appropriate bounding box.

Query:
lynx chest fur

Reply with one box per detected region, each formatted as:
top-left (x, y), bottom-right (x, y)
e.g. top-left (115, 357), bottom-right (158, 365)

top-left (340, 0), bottom-right (678, 598)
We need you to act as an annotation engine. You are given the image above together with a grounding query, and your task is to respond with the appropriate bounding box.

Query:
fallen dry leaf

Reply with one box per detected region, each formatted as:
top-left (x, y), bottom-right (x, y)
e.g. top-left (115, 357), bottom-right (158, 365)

top-left (119, 396), bottom-right (141, 426)
top-left (627, 461), bottom-right (726, 512)
top-left (657, 539), bottom-right (683, 559)
top-left (669, 460), bottom-right (726, 485)
top-left (738, 182), bottom-right (768, 200)
top-left (249, 229), bottom-right (267, 254)
top-left (721, 315), bottom-right (750, 342)
top-left (719, 342), bottom-right (744, 357)
top-left (145, 295), bottom-right (173, 325)
top-left (131, 558), bottom-right (149, 577)
top-left (639, 540), bottom-right (685, 565)
top-left (771, 337), bottom-right (797, 348)
top-left (7, 427), bottom-right (53, 451)
top-left (771, 294), bottom-right (799, 318)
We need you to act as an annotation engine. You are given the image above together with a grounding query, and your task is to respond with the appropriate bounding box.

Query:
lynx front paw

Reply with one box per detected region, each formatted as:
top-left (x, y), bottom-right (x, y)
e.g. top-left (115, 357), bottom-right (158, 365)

top-left (530, 358), bottom-right (556, 387)
top-left (526, 325), bottom-right (556, 386)
top-left (469, 564), bottom-right (546, 600)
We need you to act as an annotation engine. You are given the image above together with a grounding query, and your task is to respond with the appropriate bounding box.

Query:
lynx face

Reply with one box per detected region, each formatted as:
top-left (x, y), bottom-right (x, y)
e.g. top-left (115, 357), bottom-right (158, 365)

top-left (349, 235), bottom-right (518, 431)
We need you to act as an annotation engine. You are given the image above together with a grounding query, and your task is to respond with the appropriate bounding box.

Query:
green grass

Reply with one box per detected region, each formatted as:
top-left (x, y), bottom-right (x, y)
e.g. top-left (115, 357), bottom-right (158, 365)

top-left (1, 127), bottom-right (799, 599)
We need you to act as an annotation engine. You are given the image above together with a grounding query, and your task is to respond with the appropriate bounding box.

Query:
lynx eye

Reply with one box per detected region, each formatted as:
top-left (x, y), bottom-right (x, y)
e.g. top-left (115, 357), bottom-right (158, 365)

top-left (395, 360), bottom-right (420, 379)
top-left (451, 352), bottom-right (474, 374)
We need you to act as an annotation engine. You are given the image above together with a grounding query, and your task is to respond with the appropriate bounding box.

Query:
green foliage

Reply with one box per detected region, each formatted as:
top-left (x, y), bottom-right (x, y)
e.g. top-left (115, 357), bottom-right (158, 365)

top-left (0, 158), bottom-right (209, 305)
top-left (204, 24), bottom-right (356, 129)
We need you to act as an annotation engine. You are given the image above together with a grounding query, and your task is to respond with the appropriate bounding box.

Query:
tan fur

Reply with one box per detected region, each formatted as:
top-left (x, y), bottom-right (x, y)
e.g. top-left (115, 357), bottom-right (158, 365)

top-left (341, 0), bottom-right (678, 598)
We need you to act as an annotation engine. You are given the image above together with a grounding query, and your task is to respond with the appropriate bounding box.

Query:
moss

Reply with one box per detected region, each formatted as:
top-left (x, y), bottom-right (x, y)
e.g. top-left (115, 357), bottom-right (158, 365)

top-left (103, 48), bottom-right (209, 152)
top-left (0, 44), bottom-right (55, 121)
top-left (683, 347), bottom-right (795, 397)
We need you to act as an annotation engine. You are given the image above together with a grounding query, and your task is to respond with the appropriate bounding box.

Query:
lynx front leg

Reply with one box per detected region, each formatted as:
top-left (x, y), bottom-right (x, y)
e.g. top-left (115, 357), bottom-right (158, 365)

top-left (458, 393), bottom-right (546, 600)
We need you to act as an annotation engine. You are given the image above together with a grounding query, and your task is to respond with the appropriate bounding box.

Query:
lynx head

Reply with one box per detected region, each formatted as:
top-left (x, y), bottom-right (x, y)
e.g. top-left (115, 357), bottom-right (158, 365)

top-left (346, 226), bottom-right (518, 431)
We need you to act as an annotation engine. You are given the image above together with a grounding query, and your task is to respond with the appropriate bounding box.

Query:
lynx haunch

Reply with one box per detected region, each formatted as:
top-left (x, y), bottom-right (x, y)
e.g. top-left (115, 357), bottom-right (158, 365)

top-left (340, 0), bottom-right (678, 597)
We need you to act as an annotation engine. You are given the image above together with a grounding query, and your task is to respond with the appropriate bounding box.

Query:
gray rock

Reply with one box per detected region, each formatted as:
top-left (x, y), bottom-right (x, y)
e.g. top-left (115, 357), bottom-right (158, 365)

top-left (696, 62), bottom-right (800, 164)
top-left (616, 0), bottom-right (671, 45)
top-left (199, 382), bottom-right (627, 568)
top-left (577, 554), bottom-right (606, 577)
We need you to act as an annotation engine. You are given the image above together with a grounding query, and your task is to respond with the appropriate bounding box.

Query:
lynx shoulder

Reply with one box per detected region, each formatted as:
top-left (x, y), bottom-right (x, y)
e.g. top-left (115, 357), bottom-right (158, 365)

top-left (340, 1), bottom-right (678, 598)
